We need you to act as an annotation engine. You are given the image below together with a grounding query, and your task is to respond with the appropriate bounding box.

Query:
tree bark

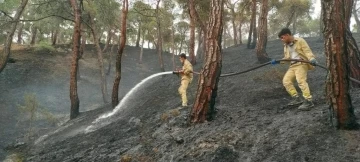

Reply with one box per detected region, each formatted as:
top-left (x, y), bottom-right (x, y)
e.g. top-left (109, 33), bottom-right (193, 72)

top-left (155, 0), bottom-right (165, 72)
top-left (30, 26), bottom-right (37, 46)
top-left (0, 0), bottom-right (28, 73)
top-left (191, 0), bottom-right (224, 123)
top-left (322, 0), bottom-right (359, 129)
top-left (112, 0), bottom-right (128, 108)
top-left (17, 22), bottom-right (24, 44)
top-left (69, 0), bottom-right (81, 119)
top-left (89, 15), bottom-right (108, 103)
top-left (255, 0), bottom-right (270, 63)
top-left (188, 1), bottom-right (197, 65)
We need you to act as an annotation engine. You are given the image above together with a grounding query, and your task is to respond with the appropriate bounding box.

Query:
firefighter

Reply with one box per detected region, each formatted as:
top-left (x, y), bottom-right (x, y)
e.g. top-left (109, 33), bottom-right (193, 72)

top-left (177, 53), bottom-right (193, 107)
top-left (271, 28), bottom-right (318, 110)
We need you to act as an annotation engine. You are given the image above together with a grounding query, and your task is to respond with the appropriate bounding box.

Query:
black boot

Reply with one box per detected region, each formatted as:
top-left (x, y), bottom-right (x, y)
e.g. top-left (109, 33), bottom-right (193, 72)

top-left (298, 99), bottom-right (314, 111)
top-left (287, 96), bottom-right (303, 106)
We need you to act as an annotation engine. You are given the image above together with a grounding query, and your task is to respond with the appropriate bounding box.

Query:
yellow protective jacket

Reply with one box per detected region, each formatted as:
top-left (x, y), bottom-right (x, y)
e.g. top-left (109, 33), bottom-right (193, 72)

top-left (282, 37), bottom-right (316, 70)
top-left (181, 59), bottom-right (193, 81)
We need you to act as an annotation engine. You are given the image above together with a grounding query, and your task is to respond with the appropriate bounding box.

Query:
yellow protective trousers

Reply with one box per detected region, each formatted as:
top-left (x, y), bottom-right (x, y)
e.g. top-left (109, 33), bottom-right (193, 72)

top-left (282, 63), bottom-right (312, 100)
top-left (178, 79), bottom-right (190, 105)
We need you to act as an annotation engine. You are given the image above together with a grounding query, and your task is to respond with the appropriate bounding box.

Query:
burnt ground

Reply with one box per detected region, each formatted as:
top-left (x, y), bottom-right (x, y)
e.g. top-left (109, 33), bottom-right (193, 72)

top-left (0, 44), bottom-right (175, 161)
top-left (2, 35), bottom-right (360, 162)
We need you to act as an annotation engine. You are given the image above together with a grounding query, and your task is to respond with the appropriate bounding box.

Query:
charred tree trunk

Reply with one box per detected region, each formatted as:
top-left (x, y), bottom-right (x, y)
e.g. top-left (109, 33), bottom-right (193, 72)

top-left (112, 0), bottom-right (128, 108)
top-left (191, 0), bottom-right (224, 123)
top-left (136, 23), bottom-right (141, 47)
top-left (247, 0), bottom-right (256, 49)
top-left (0, 0), bottom-right (28, 73)
top-left (188, 3), bottom-right (196, 65)
top-left (322, 0), bottom-right (359, 129)
top-left (255, 0), bottom-right (270, 63)
top-left (17, 22), bottom-right (24, 44)
top-left (155, 0), bottom-right (165, 72)
top-left (89, 16), bottom-right (108, 103)
top-left (69, 0), bottom-right (81, 119)
top-left (30, 27), bottom-right (37, 46)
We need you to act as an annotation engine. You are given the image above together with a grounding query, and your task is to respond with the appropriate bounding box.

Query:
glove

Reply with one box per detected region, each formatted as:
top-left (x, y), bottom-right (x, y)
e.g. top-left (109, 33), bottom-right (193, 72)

top-left (309, 58), bottom-right (318, 66)
top-left (270, 59), bottom-right (279, 65)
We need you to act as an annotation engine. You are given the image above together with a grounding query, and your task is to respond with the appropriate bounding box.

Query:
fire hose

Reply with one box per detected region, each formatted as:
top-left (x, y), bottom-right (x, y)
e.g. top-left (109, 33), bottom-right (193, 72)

top-left (219, 59), bottom-right (360, 84)
top-left (172, 59), bottom-right (360, 84)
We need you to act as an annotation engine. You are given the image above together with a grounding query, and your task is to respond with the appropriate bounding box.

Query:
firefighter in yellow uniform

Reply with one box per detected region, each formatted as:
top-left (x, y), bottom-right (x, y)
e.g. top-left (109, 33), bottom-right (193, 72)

top-left (178, 53), bottom-right (193, 107)
top-left (272, 28), bottom-right (318, 111)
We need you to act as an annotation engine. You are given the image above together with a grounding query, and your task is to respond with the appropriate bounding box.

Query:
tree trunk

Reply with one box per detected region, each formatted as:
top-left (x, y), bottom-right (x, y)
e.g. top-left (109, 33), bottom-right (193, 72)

top-left (156, 0), bottom-right (165, 72)
top-left (89, 16), bottom-right (108, 104)
top-left (345, 1), bottom-right (360, 87)
top-left (247, 0), bottom-right (256, 49)
top-left (191, 0), bottom-right (224, 123)
top-left (52, 30), bottom-right (58, 45)
top-left (112, 0), bottom-right (128, 108)
top-left (140, 32), bottom-right (145, 64)
top-left (69, 0), bottom-right (81, 119)
top-left (30, 27), bottom-right (37, 46)
top-left (251, 8), bottom-right (257, 49)
top-left (255, 0), bottom-right (270, 63)
top-left (102, 29), bottom-right (113, 52)
top-left (322, 0), bottom-right (359, 129)
top-left (286, 9), bottom-right (295, 28)
top-left (171, 27), bottom-right (175, 69)
top-left (196, 28), bottom-right (204, 61)
top-left (353, 1), bottom-right (360, 32)
top-left (107, 42), bottom-right (115, 75)
top-left (239, 20), bottom-right (243, 44)
top-left (0, 0), bottom-right (28, 73)
top-left (230, 8), bottom-right (238, 46)
top-left (292, 11), bottom-right (297, 35)
top-left (188, 1), bottom-right (196, 65)
top-left (17, 22), bottom-right (24, 44)
top-left (136, 23), bottom-right (141, 47)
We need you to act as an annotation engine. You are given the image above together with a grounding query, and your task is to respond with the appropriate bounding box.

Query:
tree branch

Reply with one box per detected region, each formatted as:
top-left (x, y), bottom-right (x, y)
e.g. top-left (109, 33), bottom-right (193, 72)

top-left (16, 14), bottom-right (74, 22)
top-left (0, 10), bottom-right (14, 20)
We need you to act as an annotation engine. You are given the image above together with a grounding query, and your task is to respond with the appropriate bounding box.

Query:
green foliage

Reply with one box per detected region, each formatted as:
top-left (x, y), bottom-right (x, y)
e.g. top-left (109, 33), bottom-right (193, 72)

top-left (268, 0), bottom-right (313, 39)
top-left (34, 41), bottom-right (55, 52)
top-left (17, 93), bottom-right (58, 141)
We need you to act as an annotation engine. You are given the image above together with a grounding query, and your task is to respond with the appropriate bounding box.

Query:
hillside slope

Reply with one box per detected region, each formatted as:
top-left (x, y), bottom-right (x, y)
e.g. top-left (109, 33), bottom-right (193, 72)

top-left (22, 37), bottom-right (360, 162)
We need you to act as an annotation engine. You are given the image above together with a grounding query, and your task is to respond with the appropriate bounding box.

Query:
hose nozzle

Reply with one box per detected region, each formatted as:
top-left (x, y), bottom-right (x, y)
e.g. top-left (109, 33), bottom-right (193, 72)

top-left (172, 71), bottom-right (180, 74)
